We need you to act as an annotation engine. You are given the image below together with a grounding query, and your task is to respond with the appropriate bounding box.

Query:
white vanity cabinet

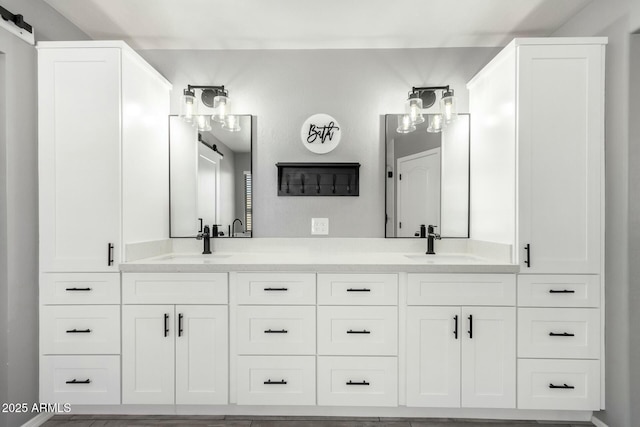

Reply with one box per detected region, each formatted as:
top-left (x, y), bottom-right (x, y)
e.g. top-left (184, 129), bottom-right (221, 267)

top-left (406, 274), bottom-right (516, 409)
top-left (121, 273), bottom-right (229, 405)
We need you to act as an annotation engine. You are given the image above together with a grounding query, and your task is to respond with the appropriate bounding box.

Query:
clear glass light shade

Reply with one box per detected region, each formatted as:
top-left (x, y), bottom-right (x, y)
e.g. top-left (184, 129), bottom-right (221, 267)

top-left (405, 97), bottom-right (425, 124)
top-left (212, 95), bottom-right (230, 123)
top-left (397, 114), bottom-right (416, 134)
top-left (222, 115), bottom-right (241, 132)
top-left (440, 92), bottom-right (458, 123)
top-left (426, 114), bottom-right (444, 133)
top-left (196, 115), bottom-right (212, 131)
top-left (180, 92), bottom-right (198, 123)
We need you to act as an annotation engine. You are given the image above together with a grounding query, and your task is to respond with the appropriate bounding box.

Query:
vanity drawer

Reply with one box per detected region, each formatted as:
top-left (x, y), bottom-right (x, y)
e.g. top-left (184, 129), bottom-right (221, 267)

top-left (236, 356), bottom-right (315, 405)
top-left (518, 308), bottom-right (600, 359)
top-left (236, 306), bottom-right (315, 355)
top-left (236, 272), bottom-right (315, 305)
top-left (408, 274), bottom-right (515, 306)
top-left (317, 306), bottom-right (398, 356)
top-left (122, 272), bottom-right (227, 304)
top-left (317, 273), bottom-right (398, 305)
top-left (518, 359), bottom-right (600, 410)
top-left (41, 355), bottom-right (120, 404)
top-left (518, 275), bottom-right (600, 308)
top-left (41, 306), bottom-right (120, 355)
top-left (317, 356), bottom-right (398, 407)
top-left (41, 272), bottom-right (120, 305)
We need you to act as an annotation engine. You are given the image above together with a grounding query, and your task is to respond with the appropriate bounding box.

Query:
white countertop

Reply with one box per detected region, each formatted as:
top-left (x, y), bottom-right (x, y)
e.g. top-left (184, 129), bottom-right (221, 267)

top-left (120, 251), bottom-right (519, 273)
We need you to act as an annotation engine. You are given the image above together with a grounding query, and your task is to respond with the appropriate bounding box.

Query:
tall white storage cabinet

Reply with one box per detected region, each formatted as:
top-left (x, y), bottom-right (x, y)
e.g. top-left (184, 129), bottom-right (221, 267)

top-left (468, 38), bottom-right (606, 411)
top-left (38, 41), bottom-right (171, 404)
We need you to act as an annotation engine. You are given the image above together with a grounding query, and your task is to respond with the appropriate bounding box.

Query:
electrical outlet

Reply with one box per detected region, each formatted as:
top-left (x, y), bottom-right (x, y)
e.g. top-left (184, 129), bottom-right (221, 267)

top-left (311, 218), bottom-right (329, 235)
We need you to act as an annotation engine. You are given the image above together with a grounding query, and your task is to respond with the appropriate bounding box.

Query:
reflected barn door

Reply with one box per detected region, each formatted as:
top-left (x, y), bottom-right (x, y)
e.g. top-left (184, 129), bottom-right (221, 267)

top-left (197, 153), bottom-right (218, 228)
top-left (397, 148), bottom-right (441, 237)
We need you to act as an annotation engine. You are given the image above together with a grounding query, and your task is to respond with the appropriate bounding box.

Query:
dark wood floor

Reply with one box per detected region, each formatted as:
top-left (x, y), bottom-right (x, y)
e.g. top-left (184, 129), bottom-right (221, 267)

top-left (42, 415), bottom-right (595, 427)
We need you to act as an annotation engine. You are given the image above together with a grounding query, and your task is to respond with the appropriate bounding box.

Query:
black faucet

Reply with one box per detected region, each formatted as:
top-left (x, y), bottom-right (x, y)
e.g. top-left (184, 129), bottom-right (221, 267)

top-left (196, 225), bottom-right (212, 254)
top-left (232, 218), bottom-right (244, 237)
top-left (426, 225), bottom-right (441, 255)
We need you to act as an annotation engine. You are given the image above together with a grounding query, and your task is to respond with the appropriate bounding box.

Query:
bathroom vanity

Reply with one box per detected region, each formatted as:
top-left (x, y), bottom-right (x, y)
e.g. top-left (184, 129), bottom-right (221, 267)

top-left (36, 36), bottom-right (606, 423)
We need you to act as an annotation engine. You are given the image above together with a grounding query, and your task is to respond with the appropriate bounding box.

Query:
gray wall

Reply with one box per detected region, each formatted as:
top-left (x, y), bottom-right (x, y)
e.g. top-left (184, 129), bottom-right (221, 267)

top-left (0, 2), bottom-right (88, 427)
top-left (140, 47), bottom-right (499, 237)
top-left (554, 0), bottom-right (633, 425)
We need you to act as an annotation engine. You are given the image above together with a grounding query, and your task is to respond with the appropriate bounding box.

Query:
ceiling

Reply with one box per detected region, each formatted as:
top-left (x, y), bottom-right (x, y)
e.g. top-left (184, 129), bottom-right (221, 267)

top-left (204, 115), bottom-right (251, 153)
top-left (43, 0), bottom-right (592, 50)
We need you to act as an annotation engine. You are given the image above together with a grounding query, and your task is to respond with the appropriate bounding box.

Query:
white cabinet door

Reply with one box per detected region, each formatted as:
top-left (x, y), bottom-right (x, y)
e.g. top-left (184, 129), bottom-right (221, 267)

top-left (406, 307), bottom-right (461, 408)
top-left (122, 305), bottom-right (175, 404)
top-left (38, 48), bottom-right (122, 272)
top-left (518, 44), bottom-right (603, 274)
top-left (175, 305), bottom-right (228, 405)
top-left (461, 306), bottom-right (516, 408)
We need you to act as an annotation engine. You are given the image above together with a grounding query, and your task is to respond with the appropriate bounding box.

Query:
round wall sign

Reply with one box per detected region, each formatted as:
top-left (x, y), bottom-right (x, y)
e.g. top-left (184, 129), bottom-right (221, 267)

top-left (300, 113), bottom-right (342, 154)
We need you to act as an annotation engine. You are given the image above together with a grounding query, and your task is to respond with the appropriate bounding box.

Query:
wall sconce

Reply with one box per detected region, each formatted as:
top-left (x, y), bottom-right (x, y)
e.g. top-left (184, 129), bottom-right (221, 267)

top-left (181, 84), bottom-right (236, 131)
top-left (403, 85), bottom-right (458, 133)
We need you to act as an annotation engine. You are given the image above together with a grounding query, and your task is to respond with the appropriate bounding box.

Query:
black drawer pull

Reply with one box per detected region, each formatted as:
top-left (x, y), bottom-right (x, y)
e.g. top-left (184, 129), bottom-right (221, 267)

top-left (346, 288), bottom-right (371, 292)
top-left (264, 379), bottom-right (287, 385)
top-left (264, 329), bottom-right (288, 334)
top-left (549, 332), bottom-right (575, 337)
top-left (524, 243), bottom-right (531, 268)
top-left (107, 243), bottom-right (114, 266)
top-left (549, 289), bottom-right (576, 294)
top-left (66, 329), bottom-right (91, 334)
top-left (346, 380), bottom-right (370, 386)
top-left (549, 383), bottom-right (575, 389)
top-left (178, 313), bottom-right (184, 337)
top-left (66, 379), bottom-right (91, 384)
top-left (65, 287), bottom-right (92, 291)
top-left (453, 315), bottom-right (458, 339)
top-left (468, 314), bottom-right (473, 339)
top-left (347, 329), bottom-right (370, 334)
top-left (164, 313), bottom-right (169, 337)
top-left (264, 287), bottom-right (288, 291)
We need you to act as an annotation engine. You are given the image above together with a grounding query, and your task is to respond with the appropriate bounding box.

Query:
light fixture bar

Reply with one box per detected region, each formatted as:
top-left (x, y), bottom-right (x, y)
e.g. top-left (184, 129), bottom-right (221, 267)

top-left (412, 85), bottom-right (450, 93)
top-left (188, 85), bottom-right (227, 96)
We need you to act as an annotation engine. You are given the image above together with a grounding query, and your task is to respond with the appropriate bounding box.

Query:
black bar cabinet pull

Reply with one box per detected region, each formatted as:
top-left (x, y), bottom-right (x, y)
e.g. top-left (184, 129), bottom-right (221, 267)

top-left (549, 383), bottom-right (575, 389)
top-left (468, 315), bottom-right (473, 339)
top-left (65, 287), bottom-right (92, 291)
top-left (264, 379), bottom-right (287, 385)
top-left (264, 287), bottom-right (288, 291)
top-left (524, 244), bottom-right (531, 268)
top-left (347, 288), bottom-right (371, 292)
top-left (264, 329), bottom-right (288, 334)
top-left (66, 329), bottom-right (91, 334)
top-left (549, 289), bottom-right (575, 294)
top-left (107, 243), bottom-right (114, 266)
top-left (66, 379), bottom-right (91, 384)
top-left (178, 313), bottom-right (184, 337)
top-left (164, 313), bottom-right (169, 337)
top-left (198, 218), bottom-right (203, 232)
top-left (453, 315), bottom-right (459, 339)
top-left (346, 380), bottom-right (370, 386)
top-left (549, 332), bottom-right (575, 337)
top-left (347, 329), bottom-right (370, 334)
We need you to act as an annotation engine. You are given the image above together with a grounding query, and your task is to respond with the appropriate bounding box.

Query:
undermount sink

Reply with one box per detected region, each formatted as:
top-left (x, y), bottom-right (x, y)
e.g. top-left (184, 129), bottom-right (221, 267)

top-left (403, 254), bottom-right (482, 264)
top-left (154, 254), bottom-right (233, 262)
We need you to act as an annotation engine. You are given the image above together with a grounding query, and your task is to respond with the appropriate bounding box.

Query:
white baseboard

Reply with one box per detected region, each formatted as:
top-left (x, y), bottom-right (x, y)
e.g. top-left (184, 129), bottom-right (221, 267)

top-left (591, 415), bottom-right (608, 427)
top-left (20, 413), bottom-right (53, 427)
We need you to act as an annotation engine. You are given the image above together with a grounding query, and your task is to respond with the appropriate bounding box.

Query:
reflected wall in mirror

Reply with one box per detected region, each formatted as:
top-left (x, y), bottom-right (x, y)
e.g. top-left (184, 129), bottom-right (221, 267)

top-left (170, 115), bottom-right (252, 238)
top-left (385, 114), bottom-right (469, 238)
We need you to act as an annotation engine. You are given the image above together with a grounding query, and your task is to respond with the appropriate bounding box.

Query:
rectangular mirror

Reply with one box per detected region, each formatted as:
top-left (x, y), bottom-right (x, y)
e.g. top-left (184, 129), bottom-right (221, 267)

top-left (385, 114), bottom-right (469, 238)
top-left (169, 114), bottom-right (252, 238)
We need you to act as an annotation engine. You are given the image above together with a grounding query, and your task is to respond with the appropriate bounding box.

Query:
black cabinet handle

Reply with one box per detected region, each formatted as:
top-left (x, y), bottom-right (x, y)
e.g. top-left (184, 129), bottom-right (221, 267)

top-left (66, 329), bottom-right (91, 333)
top-left (453, 315), bottom-right (459, 339)
top-left (549, 332), bottom-right (575, 337)
top-left (66, 379), bottom-right (91, 384)
top-left (198, 218), bottom-right (203, 232)
top-left (347, 329), bottom-right (370, 334)
top-left (468, 315), bottom-right (473, 339)
top-left (264, 329), bottom-right (288, 334)
top-left (549, 383), bottom-right (575, 389)
top-left (347, 288), bottom-right (371, 292)
top-left (65, 287), bottom-right (92, 291)
top-left (178, 313), bottom-right (184, 337)
top-left (107, 243), bottom-right (114, 266)
top-left (264, 287), bottom-right (288, 291)
top-left (346, 380), bottom-right (370, 386)
top-left (524, 244), bottom-right (531, 268)
top-left (549, 289), bottom-right (575, 294)
top-left (164, 313), bottom-right (169, 337)
top-left (264, 379), bottom-right (287, 385)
